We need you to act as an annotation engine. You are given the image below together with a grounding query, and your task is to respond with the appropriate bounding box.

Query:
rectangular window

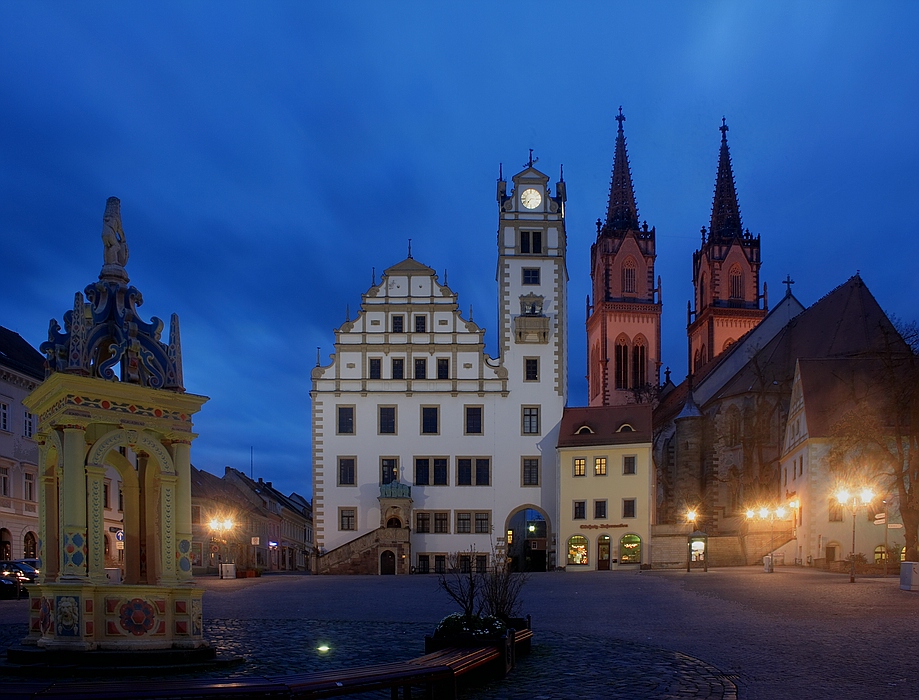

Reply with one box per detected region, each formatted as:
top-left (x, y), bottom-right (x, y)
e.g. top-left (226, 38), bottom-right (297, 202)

top-left (522, 268), bottom-right (540, 285)
top-left (415, 458), bottom-right (430, 485)
top-left (392, 315), bottom-right (404, 333)
top-left (623, 499), bottom-right (636, 519)
top-left (0, 466), bottom-right (8, 496)
top-left (434, 555), bottom-right (446, 573)
top-left (119, 489), bottom-right (124, 511)
top-left (573, 501), bottom-right (586, 520)
top-left (24, 472), bottom-right (35, 502)
top-left (595, 500), bottom-right (607, 519)
top-left (475, 458), bottom-right (490, 486)
top-left (421, 406), bottom-right (439, 434)
top-left (104, 482), bottom-right (111, 509)
top-left (574, 458), bottom-right (586, 477)
top-left (417, 554), bottom-right (430, 573)
top-left (595, 457), bottom-right (607, 476)
top-left (416, 512), bottom-right (431, 533)
top-left (434, 512), bottom-right (449, 534)
top-left (459, 555), bottom-right (472, 573)
top-left (415, 316), bottom-right (427, 333)
top-left (392, 358), bottom-right (404, 379)
top-left (623, 455), bottom-right (637, 475)
top-left (414, 358), bottom-right (427, 379)
top-left (433, 458), bottom-right (448, 485)
top-left (24, 411), bottom-right (34, 438)
top-left (379, 406), bottom-right (396, 434)
top-left (522, 406), bottom-right (540, 435)
top-left (457, 458), bottom-right (472, 486)
top-left (337, 406), bottom-right (354, 435)
top-left (457, 512), bottom-right (472, 533)
top-left (437, 358), bottom-right (449, 379)
top-left (829, 500), bottom-right (844, 522)
top-left (475, 512), bottom-right (490, 534)
top-left (191, 504), bottom-right (201, 524)
top-left (465, 406), bottom-right (483, 435)
top-left (340, 508), bottom-right (356, 531)
top-left (338, 457), bottom-right (356, 485)
top-left (524, 358), bottom-right (539, 381)
top-left (0, 402), bottom-right (8, 432)
top-left (522, 458), bottom-right (540, 486)
top-left (475, 554), bottom-right (488, 572)
top-left (521, 230), bottom-right (542, 254)
top-left (369, 358), bottom-right (382, 379)
top-left (381, 458), bottom-right (398, 484)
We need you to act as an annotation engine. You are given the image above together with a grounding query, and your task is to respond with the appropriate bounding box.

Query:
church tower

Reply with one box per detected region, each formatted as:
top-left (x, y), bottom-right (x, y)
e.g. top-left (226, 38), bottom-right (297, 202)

top-left (496, 153), bottom-right (568, 403)
top-left (586, 109), bottom-right (662, 406)
top-left (688, 119), bottom-right (766, 373)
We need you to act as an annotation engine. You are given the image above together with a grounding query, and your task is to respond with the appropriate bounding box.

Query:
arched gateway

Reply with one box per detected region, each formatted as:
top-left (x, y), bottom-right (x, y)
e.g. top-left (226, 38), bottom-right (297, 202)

top-left (23, 198), bottom-right (208, 652)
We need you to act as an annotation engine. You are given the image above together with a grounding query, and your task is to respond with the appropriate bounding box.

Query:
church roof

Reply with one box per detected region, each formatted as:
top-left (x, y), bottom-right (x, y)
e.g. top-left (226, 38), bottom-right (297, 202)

top-left (558, 404), bottom-right (652, 448)
top-left (383, 257), bottom-right (435, 276)
top-left (795, 358), bottom-right (893, 439)
top-left (712, 274), bottom-right (900, 402)
top-left (708, 118), bottom-right (744, 240)
top-left (603, 107), bottom-right (640, 233)
top-left (0, 325), bottom-right (44, 381)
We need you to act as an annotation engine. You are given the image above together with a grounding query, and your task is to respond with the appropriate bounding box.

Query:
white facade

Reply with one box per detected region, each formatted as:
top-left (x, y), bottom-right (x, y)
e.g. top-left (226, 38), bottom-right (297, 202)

top-left (311, 163), bottom-right (567, 571)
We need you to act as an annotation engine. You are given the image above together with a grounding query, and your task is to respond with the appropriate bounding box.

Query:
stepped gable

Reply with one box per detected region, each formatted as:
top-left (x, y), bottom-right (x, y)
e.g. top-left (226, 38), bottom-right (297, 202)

top-left (0, 325), bottom-right (45, 380)
top-left (796, 357), bottom-right (894, 438)
top-left (713, 274), bottom-right (900, 402)
top-left (558, 404), bottom-right (652, 449)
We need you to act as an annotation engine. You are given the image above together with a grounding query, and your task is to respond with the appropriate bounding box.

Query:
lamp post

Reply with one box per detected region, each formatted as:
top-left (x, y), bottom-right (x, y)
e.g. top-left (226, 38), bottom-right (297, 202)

top-left (686, 510), bottom-right (708, 572)
top-left (209, 517), bottom-right (235, 578)
top-left (836, 488), bottom-right (873, 583)
top-left (746, 505), bottom-right (789, 573)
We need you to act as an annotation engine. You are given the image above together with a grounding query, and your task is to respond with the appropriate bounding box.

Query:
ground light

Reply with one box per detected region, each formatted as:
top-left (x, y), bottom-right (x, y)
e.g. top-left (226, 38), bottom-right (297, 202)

top-left (317, 644), bottom-right (330, 654)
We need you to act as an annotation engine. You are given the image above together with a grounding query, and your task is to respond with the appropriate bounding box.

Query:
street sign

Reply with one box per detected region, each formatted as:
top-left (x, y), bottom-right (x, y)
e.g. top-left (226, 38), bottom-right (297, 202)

top-left (115, 529), bottom-right (125, 541)
top-left (251, 537), bottom-right (260, 546)
top-left (116, 541), bottom-right (124, 550)
top-left (874, 513), bottom-right (887, 525)
top-left (888, 523), bottom-right (903, 529)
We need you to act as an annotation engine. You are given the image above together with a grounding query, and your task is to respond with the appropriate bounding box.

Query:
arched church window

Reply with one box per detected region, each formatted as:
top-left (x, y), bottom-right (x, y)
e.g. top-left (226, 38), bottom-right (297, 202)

top-left (622, 258), bottom-right (637, 294)
top-left (615, 338), bottom-right (629, 390)
top-left (693, 348), bottom-right (702, 373)
top-left (699, 273), bottom-right (707, 308)
top-left (632, 337), bottom-right (646, 388)
top-left (730, 265), bottom-right (743, 300)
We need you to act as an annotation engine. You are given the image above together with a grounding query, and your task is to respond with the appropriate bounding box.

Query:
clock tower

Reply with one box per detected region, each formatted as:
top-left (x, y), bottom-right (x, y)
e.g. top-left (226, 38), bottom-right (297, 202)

top-left (586, 110), bottom-right (662, 406)
top-left (496, 153), bottom-right (568, 404)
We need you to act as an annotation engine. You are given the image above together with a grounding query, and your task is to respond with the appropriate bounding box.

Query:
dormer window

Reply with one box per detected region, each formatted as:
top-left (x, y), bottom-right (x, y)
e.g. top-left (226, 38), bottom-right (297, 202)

top-left (616, 423), bottom-right (635, 432)
top-left (575, 425), bottom-right (594, 435)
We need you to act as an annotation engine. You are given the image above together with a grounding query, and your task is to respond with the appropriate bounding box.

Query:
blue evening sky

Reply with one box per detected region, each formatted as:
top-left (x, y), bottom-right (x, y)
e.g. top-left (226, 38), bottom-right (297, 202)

top-left (2, 2), bottom-right (917, 498)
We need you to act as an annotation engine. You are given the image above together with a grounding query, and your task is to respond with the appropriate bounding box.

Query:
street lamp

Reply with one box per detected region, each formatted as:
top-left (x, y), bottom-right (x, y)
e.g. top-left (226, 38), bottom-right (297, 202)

top-left (686, 509), bottom-right (707, 572)
top-left (746, 505), bottom-right (790, 572)
top-left (836, 487), bottom-right (874, 583)
top-left (209, 517), bottom-right (236, 577)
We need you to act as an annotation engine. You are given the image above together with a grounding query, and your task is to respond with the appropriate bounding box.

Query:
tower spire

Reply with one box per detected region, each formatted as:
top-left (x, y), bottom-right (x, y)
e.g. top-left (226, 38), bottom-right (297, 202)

top-left (603, 106), bottom-right (639, 233)
top-left (709, 117), bottom-right (743, 239)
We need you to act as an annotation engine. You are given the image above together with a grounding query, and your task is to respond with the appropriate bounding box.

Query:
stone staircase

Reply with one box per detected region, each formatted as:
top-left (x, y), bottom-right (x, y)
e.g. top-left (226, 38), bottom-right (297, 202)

top-left (316, 527), bottom-right (411, 575)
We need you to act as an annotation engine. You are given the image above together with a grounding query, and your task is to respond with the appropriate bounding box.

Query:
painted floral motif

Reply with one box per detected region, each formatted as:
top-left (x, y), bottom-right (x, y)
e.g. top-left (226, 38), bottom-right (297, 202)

top-left (39, 597), bottom-right (53, 634)
top-left (119, 598), bottom-right (156, 636)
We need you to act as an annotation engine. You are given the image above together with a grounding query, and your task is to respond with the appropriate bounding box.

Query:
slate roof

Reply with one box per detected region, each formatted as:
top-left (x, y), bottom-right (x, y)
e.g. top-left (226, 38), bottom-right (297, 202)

top-left (796, 358), bottom-right (893, 438)
top-left (558, 404), bottom-right (652, 449)
top-left (0, 325), bottom-right (44, 380)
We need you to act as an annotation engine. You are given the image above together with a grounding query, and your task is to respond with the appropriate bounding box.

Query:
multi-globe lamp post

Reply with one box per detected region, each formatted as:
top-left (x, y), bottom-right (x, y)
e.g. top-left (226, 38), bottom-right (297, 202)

top-left (209, 517), bottom-right (235, 577)
top-left (686, 509), bottom-right (708, 572)
top-left (836, 487), bottom-right (874, 583)
top-left (745, 505), bottom-right (789, 573)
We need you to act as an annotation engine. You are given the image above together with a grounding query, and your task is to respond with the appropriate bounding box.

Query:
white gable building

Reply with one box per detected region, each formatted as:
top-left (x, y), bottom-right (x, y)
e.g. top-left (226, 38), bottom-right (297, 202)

top-left (310, 162), bottom-right (568, 574)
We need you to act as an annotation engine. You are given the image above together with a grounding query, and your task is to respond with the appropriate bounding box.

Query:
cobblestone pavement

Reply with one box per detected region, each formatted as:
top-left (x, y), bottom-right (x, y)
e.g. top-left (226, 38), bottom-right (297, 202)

top-left (2, 567), bottom-right (917, 699)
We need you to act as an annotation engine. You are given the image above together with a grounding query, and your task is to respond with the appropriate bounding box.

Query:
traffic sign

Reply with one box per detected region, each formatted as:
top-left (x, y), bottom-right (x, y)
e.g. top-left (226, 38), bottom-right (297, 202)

top-left (888, 523), bottom-right (903, 529)
top-left (874, 513), bottom-right (886, 525)
top-left (115, 529), bottom-right (125, 542)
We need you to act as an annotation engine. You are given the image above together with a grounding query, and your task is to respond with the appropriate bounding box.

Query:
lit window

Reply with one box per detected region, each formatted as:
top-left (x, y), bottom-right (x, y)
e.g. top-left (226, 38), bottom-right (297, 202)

top-left (620, 534), bottom-right (641, 563)
top-left (595, 457), bottom-right (607, 476)
top-left (568, 535), bottom-right (588, 565)
top-left (574, 458), bottom-right (586, 477)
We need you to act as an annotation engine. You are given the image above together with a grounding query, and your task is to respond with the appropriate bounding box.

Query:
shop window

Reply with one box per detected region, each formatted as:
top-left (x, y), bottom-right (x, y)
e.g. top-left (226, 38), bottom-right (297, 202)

top-left (567, 535), bottom-right (589, 565)
top-left (620, 534), bottom-right (641, 563)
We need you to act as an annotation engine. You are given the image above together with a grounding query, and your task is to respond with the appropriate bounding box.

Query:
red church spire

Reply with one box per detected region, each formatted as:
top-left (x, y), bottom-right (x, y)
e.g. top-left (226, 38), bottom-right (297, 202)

top-left (709, 118), bottom-right (744, 240)
top-left (604, 107), bottom-right (639, 234)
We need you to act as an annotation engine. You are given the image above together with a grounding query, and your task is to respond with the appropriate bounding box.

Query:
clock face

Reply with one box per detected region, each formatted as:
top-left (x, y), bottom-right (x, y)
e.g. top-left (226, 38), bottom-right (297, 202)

top-left (520, 188), bottom-right (542, 209)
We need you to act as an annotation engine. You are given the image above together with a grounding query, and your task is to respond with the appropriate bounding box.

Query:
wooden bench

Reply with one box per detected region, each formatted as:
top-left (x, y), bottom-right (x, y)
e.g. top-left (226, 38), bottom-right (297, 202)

top-left (285, 660), bottom-right (454, 699)
top-left (9, 677), bottom-right (290, 699)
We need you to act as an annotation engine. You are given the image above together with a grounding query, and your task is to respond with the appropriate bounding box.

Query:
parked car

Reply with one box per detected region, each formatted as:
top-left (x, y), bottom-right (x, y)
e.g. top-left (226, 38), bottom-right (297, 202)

top-left (0, 574), bottom-right (25, 599)
top-left (0, 561), bottom-right (37, 584)
top-left (15, 559), bottom-right (40, 573)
